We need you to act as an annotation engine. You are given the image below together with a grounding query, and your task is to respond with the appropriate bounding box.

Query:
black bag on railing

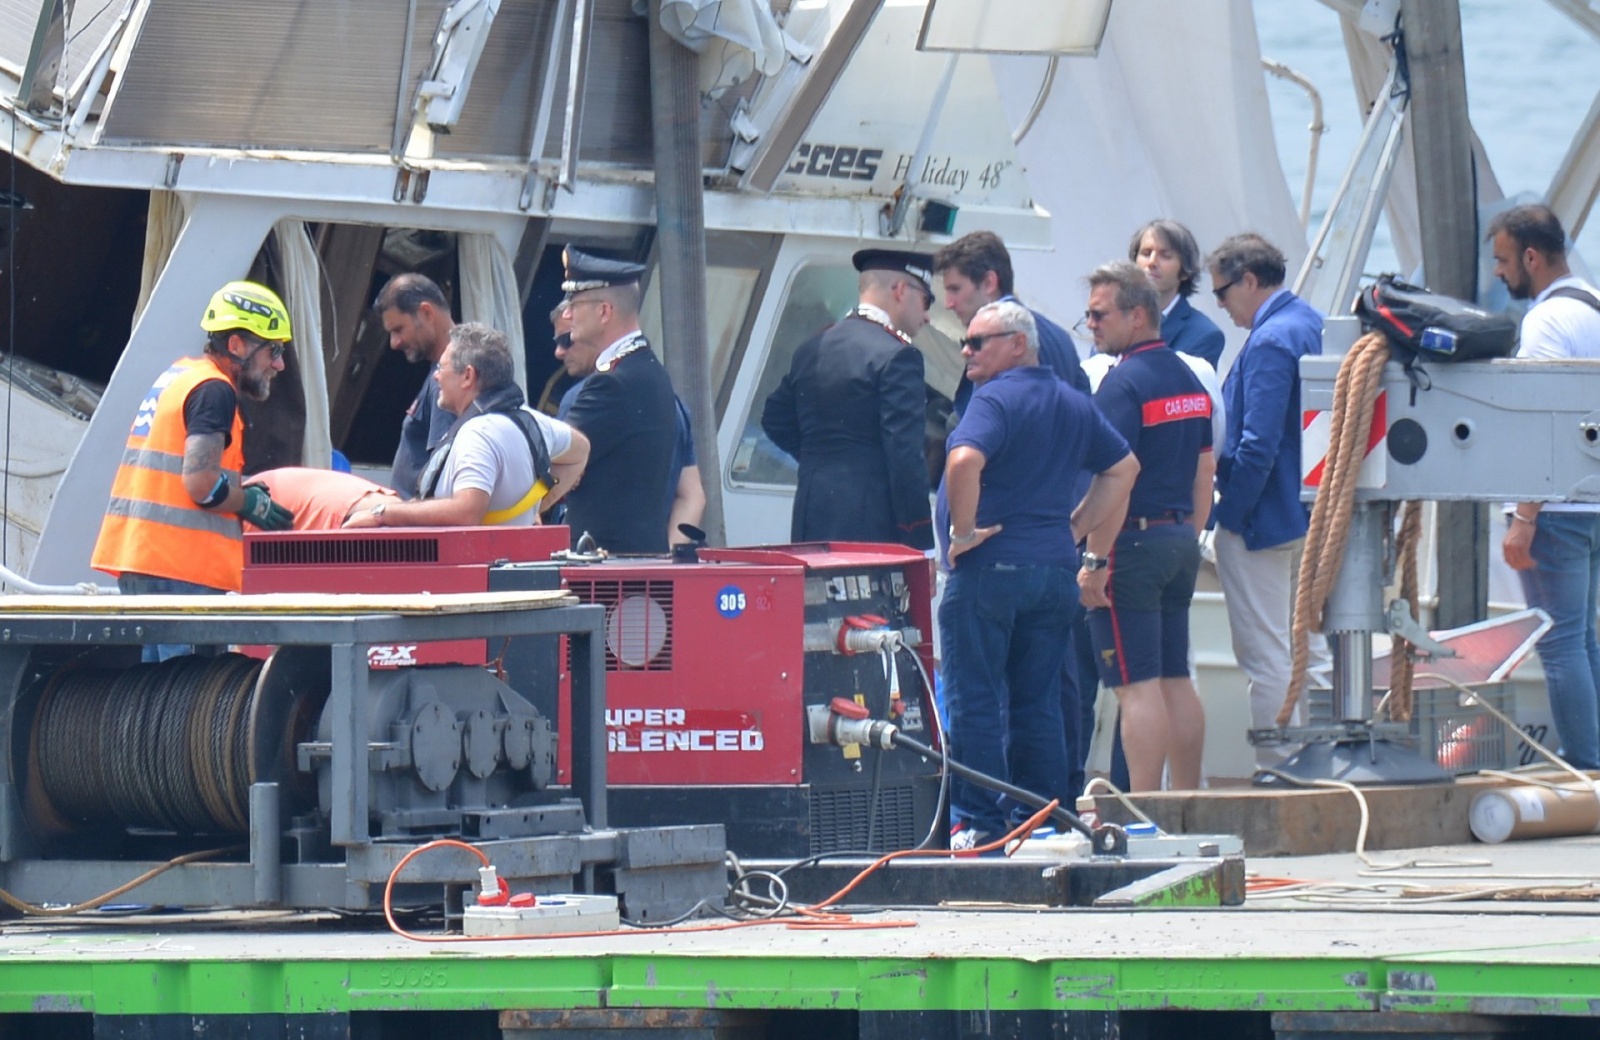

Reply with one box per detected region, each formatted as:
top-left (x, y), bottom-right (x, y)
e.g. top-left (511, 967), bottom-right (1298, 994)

top-left (1354, 274), bottom-right (1517, 362)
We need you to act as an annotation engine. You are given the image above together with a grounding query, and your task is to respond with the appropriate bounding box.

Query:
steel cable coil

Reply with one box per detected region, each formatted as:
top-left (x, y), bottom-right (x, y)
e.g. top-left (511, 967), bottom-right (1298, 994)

top-left (31, 654), bottom-right (266, 834)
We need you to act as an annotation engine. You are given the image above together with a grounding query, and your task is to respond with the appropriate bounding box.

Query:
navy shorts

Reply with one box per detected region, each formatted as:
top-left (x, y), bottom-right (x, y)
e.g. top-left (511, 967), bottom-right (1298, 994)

top-left (1087, 525), bottom-right (1200, 687)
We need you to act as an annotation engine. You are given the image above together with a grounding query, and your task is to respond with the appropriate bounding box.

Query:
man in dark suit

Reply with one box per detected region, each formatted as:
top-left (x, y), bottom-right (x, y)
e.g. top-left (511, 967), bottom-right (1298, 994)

top-left (761, 248), bottom-right (935, 550)
top-left (558, 246), bottom-right (678, 554)
top-left (1207, 233), bottom-right (1329, 764)
top-left (932, 230), bottom-right (1090, 414)
top-left (1129, 219), bottom-right (1226, 370)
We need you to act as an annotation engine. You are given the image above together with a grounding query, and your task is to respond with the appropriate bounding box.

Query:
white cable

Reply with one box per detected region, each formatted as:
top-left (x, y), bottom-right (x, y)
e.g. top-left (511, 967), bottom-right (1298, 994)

top-left (1081, 776), bottom-right (1157, 828)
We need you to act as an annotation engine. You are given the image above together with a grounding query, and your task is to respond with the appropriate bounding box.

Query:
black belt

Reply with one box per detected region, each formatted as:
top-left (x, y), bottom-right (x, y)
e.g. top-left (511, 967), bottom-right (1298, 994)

top-left (1123, 511), bottom-right (1188, 531)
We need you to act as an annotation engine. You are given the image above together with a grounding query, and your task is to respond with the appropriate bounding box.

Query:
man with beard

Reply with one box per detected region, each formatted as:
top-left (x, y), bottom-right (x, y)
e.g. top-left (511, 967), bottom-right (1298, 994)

top-left (92, 280), bottom-right (297, 659)
top-left (1492, 204), bottom-right (1600, 769)
top-left (375, 273), bottom-right (457, 499)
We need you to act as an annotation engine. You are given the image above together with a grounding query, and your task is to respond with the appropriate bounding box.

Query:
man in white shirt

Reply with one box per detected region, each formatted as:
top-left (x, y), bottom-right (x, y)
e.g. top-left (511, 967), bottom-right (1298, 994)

top-left (1491, 203), bottom-right (1600, 769)
top-left (345, 323), bottom-right (588, 528)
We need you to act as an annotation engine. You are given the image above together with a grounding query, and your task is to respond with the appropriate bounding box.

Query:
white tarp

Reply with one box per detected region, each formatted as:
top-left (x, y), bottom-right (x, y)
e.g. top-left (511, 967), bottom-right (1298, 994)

top-left (991, 0), bottom-right (1307, 378)
top-left (642, 0), bottom-right (789, 76)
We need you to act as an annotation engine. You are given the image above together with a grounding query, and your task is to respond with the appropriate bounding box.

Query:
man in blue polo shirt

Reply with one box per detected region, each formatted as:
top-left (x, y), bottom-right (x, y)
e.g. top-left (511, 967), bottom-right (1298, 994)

top-left (1080, 262), bottom-right (1215, 792)
top-left (940, 301), bottom-right (1137, 851)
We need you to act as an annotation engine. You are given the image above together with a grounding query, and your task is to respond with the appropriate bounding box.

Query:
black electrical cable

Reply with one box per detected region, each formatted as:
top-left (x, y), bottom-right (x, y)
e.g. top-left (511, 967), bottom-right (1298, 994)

top-left (864, 720), bottom-right (884, 852)
top-left (894, 644), bottom-right (950, 851)
top-left (889, 731), bottom-right (1094, 840)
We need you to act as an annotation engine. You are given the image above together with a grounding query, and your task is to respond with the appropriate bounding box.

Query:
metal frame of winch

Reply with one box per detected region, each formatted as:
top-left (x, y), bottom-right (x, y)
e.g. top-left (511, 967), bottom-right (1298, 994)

top-left (0, 599), bottom-right (722, 913)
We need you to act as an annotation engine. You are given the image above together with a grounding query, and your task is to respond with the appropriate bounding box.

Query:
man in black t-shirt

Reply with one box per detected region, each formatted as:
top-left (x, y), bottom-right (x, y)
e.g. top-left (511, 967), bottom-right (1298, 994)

top-left (375, 273), bottom-right (457, 499)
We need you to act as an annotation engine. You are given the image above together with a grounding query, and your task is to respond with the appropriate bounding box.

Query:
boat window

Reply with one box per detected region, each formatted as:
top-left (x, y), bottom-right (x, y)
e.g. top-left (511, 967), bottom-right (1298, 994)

top-left (728, 261), bottom-right (859, 488)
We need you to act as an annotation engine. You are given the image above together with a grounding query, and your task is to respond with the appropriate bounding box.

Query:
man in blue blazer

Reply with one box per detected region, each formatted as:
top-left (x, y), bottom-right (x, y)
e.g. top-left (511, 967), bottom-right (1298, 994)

top-left (1130, 219), bottom-right (1226, 370)
top-left (1206, 233), bottom-right (1329, 766)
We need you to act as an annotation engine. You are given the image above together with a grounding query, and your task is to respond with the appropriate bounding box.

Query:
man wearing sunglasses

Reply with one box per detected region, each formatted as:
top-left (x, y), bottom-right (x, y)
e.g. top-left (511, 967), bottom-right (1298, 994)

top-left (557, 246), bottom-right (679, 554)
top-left (761, 248), bottom-right (938, 549)
top-left (92, 280), bottom-right (297, 660)
top-left (1206, 234), bottom-right (1330, 764)
top-left (940, 300), bottom-right (1137, 851)
top-left (1078, 262), bottom-right (1214, 792)
top-left (550, 286), bottom-right (704, 549)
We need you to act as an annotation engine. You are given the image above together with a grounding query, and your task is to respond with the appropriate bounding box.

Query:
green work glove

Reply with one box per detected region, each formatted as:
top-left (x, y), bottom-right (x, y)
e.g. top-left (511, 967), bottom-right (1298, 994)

top-left (236, 484), bottom-right (295, 531)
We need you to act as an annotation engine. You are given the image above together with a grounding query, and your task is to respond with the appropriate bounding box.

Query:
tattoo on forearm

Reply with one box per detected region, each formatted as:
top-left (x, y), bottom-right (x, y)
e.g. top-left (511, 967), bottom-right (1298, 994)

top-left (183, 433), bottom-right (225, 475)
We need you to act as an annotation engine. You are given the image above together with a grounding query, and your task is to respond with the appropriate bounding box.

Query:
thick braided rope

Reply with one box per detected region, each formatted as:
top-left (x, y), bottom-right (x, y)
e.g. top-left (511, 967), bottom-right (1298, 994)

top-left (1389, 500), bottom-right (1424, 722)
top-left (1280, 332), bottom-right (1390, 726)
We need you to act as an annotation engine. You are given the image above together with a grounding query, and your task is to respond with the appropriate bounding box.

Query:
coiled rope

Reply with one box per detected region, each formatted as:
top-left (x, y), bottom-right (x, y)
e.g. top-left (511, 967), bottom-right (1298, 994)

top-left (1281, 332), bottom-right (1422, 726)
top-left (32, 653), bottom-right (264, 834)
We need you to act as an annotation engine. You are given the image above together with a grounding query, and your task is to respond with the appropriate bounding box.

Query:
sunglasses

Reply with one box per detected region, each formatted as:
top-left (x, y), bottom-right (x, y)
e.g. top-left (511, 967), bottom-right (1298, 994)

top-left (960, 331), bottom-right (1016, 352)
top-left (1212, 279), bottom-right (1239, 302)
top-left (244, 337), bottom-right (288, 362)
top-left (1083, 307), bottom-right (1124, 325)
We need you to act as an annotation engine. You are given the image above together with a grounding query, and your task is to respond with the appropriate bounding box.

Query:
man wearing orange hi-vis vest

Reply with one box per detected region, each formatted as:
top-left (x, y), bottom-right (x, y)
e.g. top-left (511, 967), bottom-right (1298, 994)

top-left (92, 280), bottom-right (298, 661)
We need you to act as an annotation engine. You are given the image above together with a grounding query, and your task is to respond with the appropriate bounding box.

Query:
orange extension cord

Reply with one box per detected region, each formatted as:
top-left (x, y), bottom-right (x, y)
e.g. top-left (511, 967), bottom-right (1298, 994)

top-left (383, 802), bottom-right (1062, 943)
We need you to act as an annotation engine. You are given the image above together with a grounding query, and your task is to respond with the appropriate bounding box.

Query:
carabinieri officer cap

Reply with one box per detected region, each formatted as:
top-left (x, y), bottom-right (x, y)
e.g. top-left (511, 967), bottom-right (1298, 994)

top-left (852, 247), bottom-right (936, 300)
top-left (562, 245), bottom-right (647, 294)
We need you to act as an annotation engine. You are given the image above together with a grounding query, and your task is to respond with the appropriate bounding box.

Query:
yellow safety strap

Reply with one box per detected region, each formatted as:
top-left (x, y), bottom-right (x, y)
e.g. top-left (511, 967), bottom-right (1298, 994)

top-left (482, 479), bottom-right (551, 526)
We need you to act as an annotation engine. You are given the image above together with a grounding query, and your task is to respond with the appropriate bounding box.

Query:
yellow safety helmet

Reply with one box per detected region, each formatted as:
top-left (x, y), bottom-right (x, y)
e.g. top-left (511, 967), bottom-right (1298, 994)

top-left (200, 281), bottom-right (293, 342)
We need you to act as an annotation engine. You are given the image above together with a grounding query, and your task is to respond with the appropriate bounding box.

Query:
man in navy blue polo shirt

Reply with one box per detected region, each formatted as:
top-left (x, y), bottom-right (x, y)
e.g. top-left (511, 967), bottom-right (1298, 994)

top-left (1080, 262), bottom-right (1215, 792)
top-left (940, 301), bottom-right (1137, 851)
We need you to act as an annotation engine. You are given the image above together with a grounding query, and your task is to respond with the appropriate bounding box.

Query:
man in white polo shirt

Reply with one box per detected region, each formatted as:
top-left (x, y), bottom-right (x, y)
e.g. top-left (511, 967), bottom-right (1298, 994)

top-left (1492, 203), bottom-right (1600, 769)
top-left (345, 323), bottom-right (588, 529)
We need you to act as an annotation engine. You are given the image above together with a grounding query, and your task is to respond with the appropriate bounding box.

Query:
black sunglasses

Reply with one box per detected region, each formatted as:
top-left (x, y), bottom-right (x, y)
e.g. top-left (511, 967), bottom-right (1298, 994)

top-left (244, 336), bottom-right (288, 361)
top-left (1212, 279), bottom-right (1239, 302)
top-left (960, 331), bottom-right (1016, 352)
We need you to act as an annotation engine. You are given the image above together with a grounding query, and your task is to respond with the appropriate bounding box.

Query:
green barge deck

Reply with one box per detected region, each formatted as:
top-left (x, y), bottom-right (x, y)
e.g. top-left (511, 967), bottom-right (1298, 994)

top-left (5, 833), bottom-right (1600, 1039)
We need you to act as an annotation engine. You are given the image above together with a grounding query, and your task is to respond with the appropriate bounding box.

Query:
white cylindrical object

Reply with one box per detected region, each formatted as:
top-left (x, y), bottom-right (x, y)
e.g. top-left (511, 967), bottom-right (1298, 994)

top-left (1469, 785), bottom-right (1600, 844)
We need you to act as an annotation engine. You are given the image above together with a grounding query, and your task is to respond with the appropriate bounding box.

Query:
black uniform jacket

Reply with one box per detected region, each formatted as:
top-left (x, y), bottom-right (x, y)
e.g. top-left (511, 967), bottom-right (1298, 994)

top-left (563, 344), bottom-right (677, 554)
top-left (761, 314), bottom-right (934, 550)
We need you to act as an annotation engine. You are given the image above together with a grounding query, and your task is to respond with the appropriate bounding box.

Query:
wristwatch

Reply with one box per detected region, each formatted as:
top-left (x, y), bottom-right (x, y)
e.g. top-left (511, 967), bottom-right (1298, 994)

top-left (1080, 551), bottom-right (1108, 572)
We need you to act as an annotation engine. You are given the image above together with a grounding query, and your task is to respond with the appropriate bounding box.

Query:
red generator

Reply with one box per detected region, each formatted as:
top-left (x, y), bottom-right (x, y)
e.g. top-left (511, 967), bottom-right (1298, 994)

top-left (242, 530), bottom-right (942, 859)
top-left (557, 544), bottom-right (942, 858)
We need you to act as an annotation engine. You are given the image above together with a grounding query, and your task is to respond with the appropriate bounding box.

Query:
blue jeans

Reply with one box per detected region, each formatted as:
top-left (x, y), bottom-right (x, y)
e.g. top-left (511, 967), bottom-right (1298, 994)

top-left (939, 562), bottom-right (1077, 837)
top-left (117, 572), bottom-right (226, 663)
top-left (1518, 512), bottom-right (1600, 770)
